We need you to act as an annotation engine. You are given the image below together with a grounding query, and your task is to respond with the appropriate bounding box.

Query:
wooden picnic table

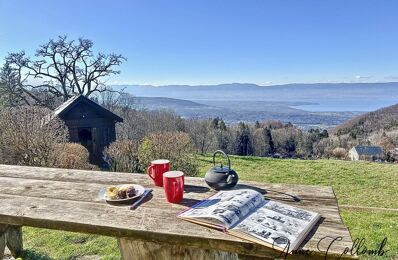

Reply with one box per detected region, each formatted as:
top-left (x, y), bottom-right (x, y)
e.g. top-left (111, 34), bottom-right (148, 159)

top-left (0, 164), bottom-right (356, 259)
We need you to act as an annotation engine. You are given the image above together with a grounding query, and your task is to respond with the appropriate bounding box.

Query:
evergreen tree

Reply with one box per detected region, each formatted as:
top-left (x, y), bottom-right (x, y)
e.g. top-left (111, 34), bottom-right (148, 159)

top-left (265, 127), bottom-right (275, 154)
top-left (254, 120), bottom-right (261, 129)
top-left (235, 122), bottom-right (253, 155)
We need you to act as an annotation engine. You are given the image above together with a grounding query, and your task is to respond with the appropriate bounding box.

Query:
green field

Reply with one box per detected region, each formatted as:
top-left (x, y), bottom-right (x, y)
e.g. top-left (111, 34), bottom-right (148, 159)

top-left (17, 156), bottom-right (398, 259)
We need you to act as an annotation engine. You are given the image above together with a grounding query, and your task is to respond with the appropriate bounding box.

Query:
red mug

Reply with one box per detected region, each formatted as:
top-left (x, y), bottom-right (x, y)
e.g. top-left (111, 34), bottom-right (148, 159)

top-left (163, 171), bottom-right (184, 203)
top-left (147, 159), bottom-right (170, 187)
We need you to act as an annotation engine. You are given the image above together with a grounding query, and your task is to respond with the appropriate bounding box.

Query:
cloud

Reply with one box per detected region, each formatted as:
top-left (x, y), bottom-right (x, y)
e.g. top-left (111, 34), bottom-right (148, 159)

top-left (260, 81), bottom-right (273, 85)
top-left (355, 75), bottom-right (371, 80)
top-left (384, 76), bottom-right (398, 80)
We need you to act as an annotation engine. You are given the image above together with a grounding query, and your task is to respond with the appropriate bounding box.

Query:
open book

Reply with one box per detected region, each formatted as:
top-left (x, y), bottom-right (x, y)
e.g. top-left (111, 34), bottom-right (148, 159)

top-left (178, 189), bottom-right (320, 252)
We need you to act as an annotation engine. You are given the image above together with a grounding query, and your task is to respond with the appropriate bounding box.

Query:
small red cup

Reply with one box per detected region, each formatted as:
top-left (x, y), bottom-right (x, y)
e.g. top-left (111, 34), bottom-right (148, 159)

top-left (163, 171), bottom-right (184, 203)
top-left (147, 159), bottom-right (170, 187)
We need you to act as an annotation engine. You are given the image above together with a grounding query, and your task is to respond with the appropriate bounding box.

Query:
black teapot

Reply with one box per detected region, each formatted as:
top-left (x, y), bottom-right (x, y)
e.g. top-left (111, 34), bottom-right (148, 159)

top-left (205, 150), bottom-right (239, 190)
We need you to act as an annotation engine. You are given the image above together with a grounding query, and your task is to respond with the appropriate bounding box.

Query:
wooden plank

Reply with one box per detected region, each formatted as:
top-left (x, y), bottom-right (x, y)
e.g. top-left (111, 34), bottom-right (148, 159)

top-left (118, 239), bottom-right (238, 260)
top-left (0, 164), bottom-right (337, 201)
top-left (0, 193), bottom-right (353, 258)
top-left (0, 176), bottom-right (340, 211)
top-left (0, 175), bottom-right (346, 228)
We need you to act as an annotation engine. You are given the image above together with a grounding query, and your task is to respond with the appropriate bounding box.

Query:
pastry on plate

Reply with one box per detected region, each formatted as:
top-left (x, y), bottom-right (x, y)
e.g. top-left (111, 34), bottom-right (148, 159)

top-left (106, 186), bottom-right (118, 200)
top-left (106, 185), bottom-right (137, 200)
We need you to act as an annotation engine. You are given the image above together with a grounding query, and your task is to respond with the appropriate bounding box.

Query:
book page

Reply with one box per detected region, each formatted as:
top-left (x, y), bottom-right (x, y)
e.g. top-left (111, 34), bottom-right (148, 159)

top-left (230, 200), bottom-right (320, 251)
top-left (179, 189), bottom-right (263, 229)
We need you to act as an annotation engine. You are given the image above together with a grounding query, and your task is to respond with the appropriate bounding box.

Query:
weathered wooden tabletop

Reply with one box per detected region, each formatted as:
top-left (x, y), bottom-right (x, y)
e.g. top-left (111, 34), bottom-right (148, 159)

top-left (0, 164), bottom-right (356, 259)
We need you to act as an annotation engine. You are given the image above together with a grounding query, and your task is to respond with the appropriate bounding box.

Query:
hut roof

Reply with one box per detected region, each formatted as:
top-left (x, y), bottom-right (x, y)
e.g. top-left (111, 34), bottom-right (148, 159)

top-left (51, 95), bottom-right (123, 122)
top-left (353, 145), bottom-right (383, 156)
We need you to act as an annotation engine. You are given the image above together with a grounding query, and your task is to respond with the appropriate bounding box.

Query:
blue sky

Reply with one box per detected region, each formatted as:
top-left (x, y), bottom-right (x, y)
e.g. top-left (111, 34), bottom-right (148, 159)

top-left (1, 0), bottom-right (398, 85)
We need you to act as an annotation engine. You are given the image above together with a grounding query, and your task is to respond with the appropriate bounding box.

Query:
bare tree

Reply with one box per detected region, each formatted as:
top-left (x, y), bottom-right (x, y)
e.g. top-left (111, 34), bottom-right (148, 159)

top-left (186, 119), bottom-right (216, 154)
top-left (116, 108), bottom-right (185, 141)
top-left (103, 139), bottom-right (141, 172)
top-left (94, 90), bottom-right (135, 111)
top-left (1, 35), bottom-right (126, 108)
top-left (138, 131), bottom-right (199, 176)
top-left (253, 127), bottom-right (274, 156)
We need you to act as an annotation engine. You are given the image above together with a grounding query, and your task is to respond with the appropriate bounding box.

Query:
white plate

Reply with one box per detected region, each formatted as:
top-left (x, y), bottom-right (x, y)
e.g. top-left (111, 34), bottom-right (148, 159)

top-left (99, 184), bottom-right (145, 203)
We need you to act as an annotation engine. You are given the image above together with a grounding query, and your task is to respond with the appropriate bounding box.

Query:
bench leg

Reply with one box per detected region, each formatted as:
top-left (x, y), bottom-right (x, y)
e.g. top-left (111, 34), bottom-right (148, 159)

top-left (0, 224), bottom-right (8, 260)
top-left (118, 238), bottom-right (238, 260)
top-left (6, 225), bottom-right (23, 258)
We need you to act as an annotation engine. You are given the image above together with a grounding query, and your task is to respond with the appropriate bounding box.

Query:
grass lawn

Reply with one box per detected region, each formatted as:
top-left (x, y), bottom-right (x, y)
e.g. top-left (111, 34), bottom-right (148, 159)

top-left (197, 155), bottom-right (398, 209)
top-left (17, 156), bottom-right (398, 259)
top-left (21, 228), bottom-right (119, 260)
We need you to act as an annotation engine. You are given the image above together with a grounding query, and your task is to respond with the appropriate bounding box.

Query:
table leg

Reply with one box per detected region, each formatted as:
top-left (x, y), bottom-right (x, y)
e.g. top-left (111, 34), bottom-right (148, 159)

top-left (6, 225), bottom-right (23, 258)
top-left (0, 224), bottom-right (8, 260)
top-left (118, 238), bottom-right (238, 260)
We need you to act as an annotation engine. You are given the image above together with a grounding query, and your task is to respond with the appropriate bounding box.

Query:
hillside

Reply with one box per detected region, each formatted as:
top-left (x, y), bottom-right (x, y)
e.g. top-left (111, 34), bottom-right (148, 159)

top-left (133, 96), bottom-right (211, 110)
top-left (131, 96), bottom-right (360, 128)
top-left (332, 103), bottom-right (398, 137)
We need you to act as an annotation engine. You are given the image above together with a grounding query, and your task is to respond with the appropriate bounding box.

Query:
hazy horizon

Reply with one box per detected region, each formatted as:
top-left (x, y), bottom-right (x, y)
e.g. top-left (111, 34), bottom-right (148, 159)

top-left (113, 82), bottom-right (398, 114)
top-left (111, 81), bottom-right (398, 87)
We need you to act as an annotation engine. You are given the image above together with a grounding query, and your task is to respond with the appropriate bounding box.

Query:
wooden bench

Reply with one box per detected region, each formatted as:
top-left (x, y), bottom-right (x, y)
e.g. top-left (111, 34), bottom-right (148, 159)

top-left (0, 164), bottom-right (356, 259)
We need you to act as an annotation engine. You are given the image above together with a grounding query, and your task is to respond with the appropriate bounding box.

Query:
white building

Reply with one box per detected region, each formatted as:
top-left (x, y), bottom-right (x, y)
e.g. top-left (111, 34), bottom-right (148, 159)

top-left (349, 145), bottom-right (384, 161)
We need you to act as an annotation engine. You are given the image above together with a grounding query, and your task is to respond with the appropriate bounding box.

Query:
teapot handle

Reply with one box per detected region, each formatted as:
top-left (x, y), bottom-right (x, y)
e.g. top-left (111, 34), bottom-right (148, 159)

top-left (212, 150), bottom-right (231, 169)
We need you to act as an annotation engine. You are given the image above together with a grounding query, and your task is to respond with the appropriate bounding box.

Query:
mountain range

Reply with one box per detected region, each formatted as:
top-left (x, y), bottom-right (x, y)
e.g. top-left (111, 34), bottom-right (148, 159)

top-left (114, 82), bottom-right (398, 129)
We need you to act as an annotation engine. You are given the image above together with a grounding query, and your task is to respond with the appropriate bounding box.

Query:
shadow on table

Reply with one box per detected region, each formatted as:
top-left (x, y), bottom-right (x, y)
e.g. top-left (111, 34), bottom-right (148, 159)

top-left (181, 183), bottom-right (301, 207)
top-left (234, 184), bottom-right (267, 194)
top-left (180, 198), bottom-right (203, 207)
top-left (184, 185), bottom-right (210, 193)
top-left (20, 249), bottom-right (53, 260)
top-left (105, 193), bottom-right (154, 208)
top-left (299, 217), bottom-right (325, 248)
top-left (235, 184), bottom-right (301, 202)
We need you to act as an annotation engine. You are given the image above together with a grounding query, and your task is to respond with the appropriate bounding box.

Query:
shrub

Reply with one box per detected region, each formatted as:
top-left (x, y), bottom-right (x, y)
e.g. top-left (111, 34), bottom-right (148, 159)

top-left (138, 132), bottom-right (199, 176)
top-left (0, 106), bottom-right (69, 166)
top-left (51, 143), bottom-right (96, 170)
top-left (103, 139), bottom-right (141, 172)
top-left (332, 147), bottom-right (347, 160)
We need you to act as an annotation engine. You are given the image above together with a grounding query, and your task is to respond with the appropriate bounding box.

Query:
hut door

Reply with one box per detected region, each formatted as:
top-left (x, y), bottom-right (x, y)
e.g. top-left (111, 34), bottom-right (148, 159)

top-left (78, 128), bottom-right (93, 155)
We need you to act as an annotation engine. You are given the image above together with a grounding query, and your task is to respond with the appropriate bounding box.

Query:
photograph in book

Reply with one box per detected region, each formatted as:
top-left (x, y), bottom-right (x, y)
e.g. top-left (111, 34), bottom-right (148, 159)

top-left (230, 200), bottom-right (320, 251)
top-left (179, 189), bottom-right (264, 228)
top-left (178, 189), bottom-right (321, 252)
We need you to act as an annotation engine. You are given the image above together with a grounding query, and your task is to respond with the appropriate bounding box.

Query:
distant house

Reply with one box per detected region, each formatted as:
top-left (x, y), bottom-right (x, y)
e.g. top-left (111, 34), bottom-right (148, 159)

top-left (348, 145), bottom-right (384, 161)
top-left (50, 95), bottom-right (123, 165)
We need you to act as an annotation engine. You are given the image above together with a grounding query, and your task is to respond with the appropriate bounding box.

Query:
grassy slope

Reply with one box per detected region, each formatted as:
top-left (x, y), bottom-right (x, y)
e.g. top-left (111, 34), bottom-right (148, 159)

top-left (197, 155), bottom-right (398, 208)
top-left (19, 156), bottom-right (398, 259)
